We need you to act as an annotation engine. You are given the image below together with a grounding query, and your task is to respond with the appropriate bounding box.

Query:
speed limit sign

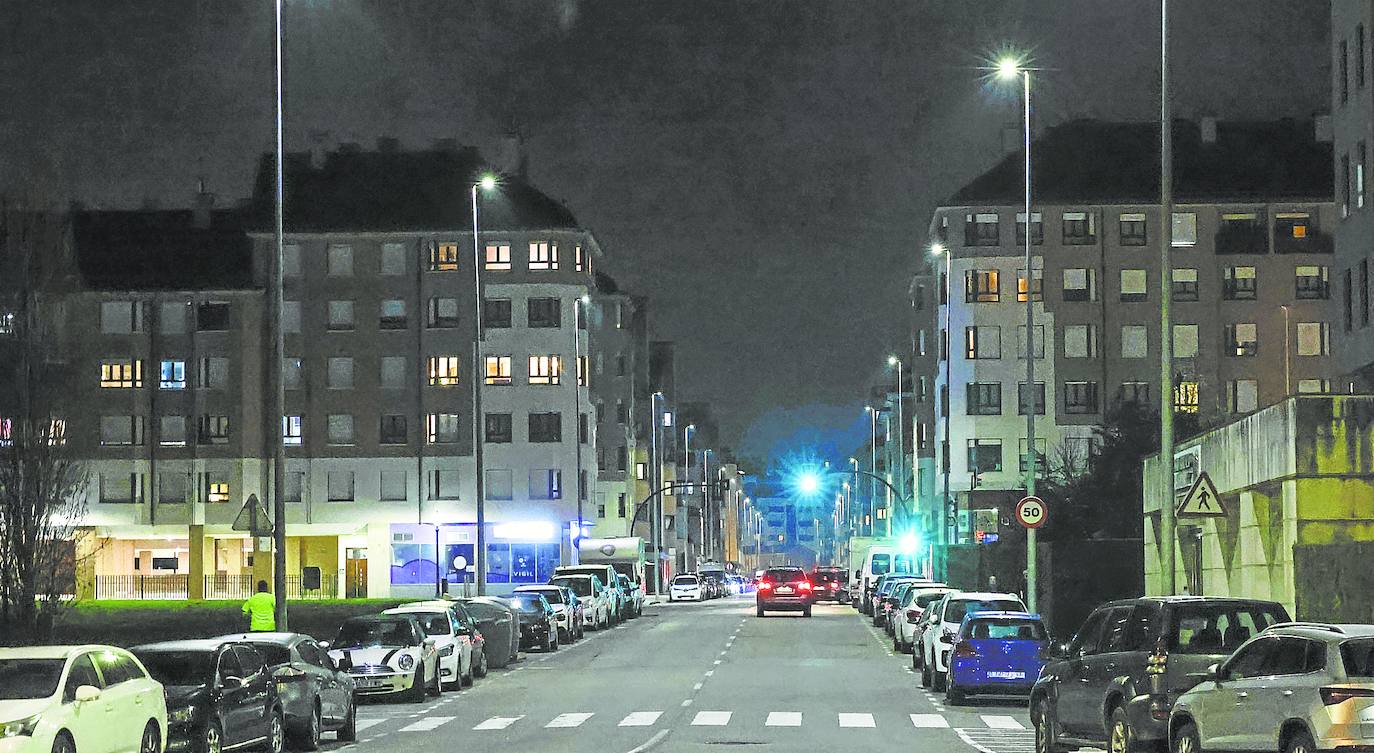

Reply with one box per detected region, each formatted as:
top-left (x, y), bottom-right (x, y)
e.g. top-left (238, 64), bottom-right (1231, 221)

top-left (1015, 496), bottom-right (1047, 529)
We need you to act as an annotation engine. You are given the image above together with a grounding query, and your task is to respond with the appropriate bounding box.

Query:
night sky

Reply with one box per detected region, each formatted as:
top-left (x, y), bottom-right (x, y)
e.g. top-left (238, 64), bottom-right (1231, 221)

top-left (0, 1), bottom-right (1330, 461)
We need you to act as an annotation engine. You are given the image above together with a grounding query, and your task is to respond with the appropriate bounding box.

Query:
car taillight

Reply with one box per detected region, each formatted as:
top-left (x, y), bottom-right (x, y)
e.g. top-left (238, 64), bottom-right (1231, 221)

top-left (953, 641), bottom-right (979, 658)
top-left (799, 581), bottom-right (812, 592)
top-left (1145, 637), bottom-right (1168, 676)
top-left (759, 581), bottom-right (773, 591)
top-left (1321, 687), bottom-right (1374, 705)
top-left (906, 608), bottom-right (920, 622)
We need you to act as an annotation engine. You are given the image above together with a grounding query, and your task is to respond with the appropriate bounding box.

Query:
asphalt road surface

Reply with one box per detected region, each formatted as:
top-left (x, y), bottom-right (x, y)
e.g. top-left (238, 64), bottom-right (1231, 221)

top-left (320, 596), bottom-right (1063, 753)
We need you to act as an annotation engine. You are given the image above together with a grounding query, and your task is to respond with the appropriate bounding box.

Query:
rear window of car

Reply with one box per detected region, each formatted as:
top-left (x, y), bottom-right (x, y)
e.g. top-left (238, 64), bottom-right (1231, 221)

top-left (962, 618), bottom-right (1046, 641)
top-left (765, 568), bottom-right (805, 583)
top-left (551, 577), bottom-right (594, 597)
top-left (1167, 602), bottom-right (1288, 654)
top-left (871, 554), bottom-right (891, 575)
top-left (1341, 639), bottom-right (1374, 677)
top-left (813, 570), bottom-right (847, 584)
top-left (247, 644), bottom-right (292, 666)
top-left (945, 599), bottom-right (1023, 624)
top-left (915, 591), bottom-right (949, 609)
top-left (673, 575), bottom-right (698, 585)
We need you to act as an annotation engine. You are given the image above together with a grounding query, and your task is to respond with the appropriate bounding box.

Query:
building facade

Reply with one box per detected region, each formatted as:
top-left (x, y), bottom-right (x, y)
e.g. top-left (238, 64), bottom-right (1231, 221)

top-left (1333, 3), bottom-right (1374, 388)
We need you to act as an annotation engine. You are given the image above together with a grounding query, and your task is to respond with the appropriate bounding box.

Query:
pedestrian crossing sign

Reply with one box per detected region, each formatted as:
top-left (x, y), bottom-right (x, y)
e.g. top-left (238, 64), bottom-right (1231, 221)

top-left (1176, 472), bottom-right (1225, 517)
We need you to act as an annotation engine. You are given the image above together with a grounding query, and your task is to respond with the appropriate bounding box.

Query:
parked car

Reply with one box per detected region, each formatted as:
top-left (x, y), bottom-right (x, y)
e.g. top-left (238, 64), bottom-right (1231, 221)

top-left (513, 585), bottom-right (583, 642)
top-left (944, 611), bottom-right (1049, 705)
top-left (810, 567), bottom-right (850, 603)
top-left (1170, 622), bottom-right (1374, 753)
top-left (505, 594), bottom-right (559, 652)
top-left (387, 602), bottom-right (477, 690)
top-left (550, 574), bottom-right (612, 629)
top-left (0, 645), bottom-right (168, 753)
top-left (132, 639), bottom-right (283, 753)
top-left (455, 597), bottom-right (517, 669)
top-left (1031, 596), bottom-right (1290, 753)
top-left (617, 574), bottom-right (645, 617)
top-left (919, 591), bottom-right (1027, 691)
top-left (324, 614), bottom-right (440, 703)
top-left (553, 565), bottom-right (624, 623)
top-left (872, 575), bottom-right (927, 627)
top-left (897, 586), bottom-right (954, 654)
top-left (884, 582), bottom-right (922, 635)
top-left (670, 574), bottom-right (704, 602)
top-left (756, 566), bottom-right (813, 618)
top-left (444, 600), bottom-right (489, 678)
top-left (213, 633), bottom-right (356, 749)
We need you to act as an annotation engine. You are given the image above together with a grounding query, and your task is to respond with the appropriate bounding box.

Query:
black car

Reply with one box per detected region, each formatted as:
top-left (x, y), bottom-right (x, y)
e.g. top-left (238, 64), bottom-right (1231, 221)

top-left (216, 633), bottom-right (356, 749)
top-left (1032, 596), bottom-right (1291, 753)
top-left (810, 567), bottom-right (849, 602)
top-left (505, 594), bottom-right (559, 652)
top-left (133, 639), bottom-right (285, 753)
top-left (756, 566), bottom-right (813, 617)
top-left (457, 597), bottom-right (519, 668)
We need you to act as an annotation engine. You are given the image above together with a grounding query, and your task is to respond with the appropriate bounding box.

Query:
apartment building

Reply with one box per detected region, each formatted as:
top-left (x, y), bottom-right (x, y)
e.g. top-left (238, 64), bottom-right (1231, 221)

top-left (924, 119), bottom-right (1339, 539)
top-left (586, 284), bottom-right (648, 540)
top-left (1333, 3), bottom-right (1374, 387)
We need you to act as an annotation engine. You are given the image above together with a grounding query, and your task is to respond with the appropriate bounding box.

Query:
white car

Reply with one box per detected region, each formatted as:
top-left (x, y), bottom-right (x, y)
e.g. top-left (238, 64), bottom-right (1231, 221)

top-left (513, 586), bottom-right (581, 642)
top-left (0, 645), bottom-right (167, 753)
top-left (670, 574), bottom-right (703, 602)
top-left (387, 603), bottom-right (476, 690)
top-left (895, 586), bottom-right (953, 654)
top-left (326, 614), bottom-right (439, 703)
top-left (919, 591), bottom-right (1026, 691)
top-left (550, 575), bottom-right (611, 630)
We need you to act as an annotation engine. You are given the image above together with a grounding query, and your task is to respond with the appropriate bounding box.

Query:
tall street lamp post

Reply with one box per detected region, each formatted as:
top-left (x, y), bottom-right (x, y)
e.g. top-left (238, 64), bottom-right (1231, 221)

top-left (683, 424), bottom-right (695, 563)
top-left (929, 242), bottom-right (952, 582)
top-left (572, 295), bottom-right (590, 561)
top-left (271, 0), bottom-right (288, 626)
top-left (650, 391), bottom-right (665, 593)
top-left (1157, 0), bottom-right (1178, 595)
top-left (887, 355), bottom-right (908, 520)
top-left (470, 174), bottom-right (497, 594)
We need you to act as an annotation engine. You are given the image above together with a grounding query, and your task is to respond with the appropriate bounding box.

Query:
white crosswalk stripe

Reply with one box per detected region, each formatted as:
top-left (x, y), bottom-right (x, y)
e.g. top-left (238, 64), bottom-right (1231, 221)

top-left (981, 715), bottom-right (1026, 730)
top-left (911, 713), bottom-right (950, 728)
top-left (474, 716), bottom-right (523, 730)
top-left (546, 713), bottom-right (594, 728)
top-left (691, 711), bottom-right (732, 726)
top-left (765, 712), bottom-right (802, 727)
top-left (837, 712), bottom-right (876, 728)
top-left (618, 711), bottom-right (662, 727)
top-left (399, 717), bottom-right (453, 732)
top-left (354, 719), bottom-right (385, 733)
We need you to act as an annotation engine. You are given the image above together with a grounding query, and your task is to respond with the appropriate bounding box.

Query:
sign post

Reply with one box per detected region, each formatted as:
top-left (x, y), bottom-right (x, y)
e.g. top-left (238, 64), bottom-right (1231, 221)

top-left (1015, 495), bottom-right (1047, 529)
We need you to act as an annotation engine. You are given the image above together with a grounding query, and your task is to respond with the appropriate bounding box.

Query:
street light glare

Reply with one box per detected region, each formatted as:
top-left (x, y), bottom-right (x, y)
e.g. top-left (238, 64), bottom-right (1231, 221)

top-left (887, 355), bottom-right (899, 367)
top-left (479, 174), bottom-right (498, 191)
top-left (997, 57), bottom-right (1021, 81)
top-left (798, 472), bottom-right (821, 496)
top-left (899, 533), bottom-right (920, 555)
top-left (929, 242), bottom-right (946, 256)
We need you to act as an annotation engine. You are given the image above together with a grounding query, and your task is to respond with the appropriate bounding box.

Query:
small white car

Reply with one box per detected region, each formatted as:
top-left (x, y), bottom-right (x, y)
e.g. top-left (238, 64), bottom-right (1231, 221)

top-left (550, 575), bottom-right (611, 630)
top-left (919, 591), bottom-right (1026, 691)
top-left (895, 586), bottom-right (953, 654)
top-left (670, 574), bottom-right (703, 602)
top-left (0, 645), bottom-right (167, 753)
top-left (326, 614), bottom-right (439, 703)
top-left (387, 603), bottom-right (476, 690)
top-left (513, 585), bottom-right (581, 642)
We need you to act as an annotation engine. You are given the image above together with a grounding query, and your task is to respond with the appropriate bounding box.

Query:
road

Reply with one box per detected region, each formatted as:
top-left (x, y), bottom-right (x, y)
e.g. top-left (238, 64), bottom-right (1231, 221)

top-left (324, 596), bottom-right (1045, 753)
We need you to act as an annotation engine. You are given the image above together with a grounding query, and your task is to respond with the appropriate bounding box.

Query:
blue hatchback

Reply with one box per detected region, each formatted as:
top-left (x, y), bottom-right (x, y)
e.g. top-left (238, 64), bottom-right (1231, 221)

top-left (945, 611), bottom-right (1048, 704)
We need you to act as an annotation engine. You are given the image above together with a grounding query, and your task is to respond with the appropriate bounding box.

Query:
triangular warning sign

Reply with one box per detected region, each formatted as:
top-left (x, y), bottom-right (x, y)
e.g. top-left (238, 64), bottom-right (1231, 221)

top-left (232, 494), bottom-right (273, 534)
top-left (1176, 472), bottom-right (1225, 517)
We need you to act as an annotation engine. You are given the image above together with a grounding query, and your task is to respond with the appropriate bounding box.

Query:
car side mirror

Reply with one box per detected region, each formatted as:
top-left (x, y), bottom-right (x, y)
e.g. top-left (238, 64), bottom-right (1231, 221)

top-left (74, 685), bottom-right (101, 703)
top-left (939, 633), bottom-right (954, 644)
top-left (1190, 662), bottom-right (1223, 684)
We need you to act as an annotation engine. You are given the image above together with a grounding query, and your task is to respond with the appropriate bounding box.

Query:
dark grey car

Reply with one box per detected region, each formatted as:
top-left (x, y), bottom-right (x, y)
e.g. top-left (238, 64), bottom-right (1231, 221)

top-left (216, 633), bottom-right (356, 750)
top-left (456, 597), bottom-right (520, 669)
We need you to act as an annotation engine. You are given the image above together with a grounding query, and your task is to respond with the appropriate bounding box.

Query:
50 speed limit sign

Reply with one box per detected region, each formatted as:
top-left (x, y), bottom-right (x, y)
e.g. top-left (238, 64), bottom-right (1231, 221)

top-left (1015, 496), bottom-right (1047, 529)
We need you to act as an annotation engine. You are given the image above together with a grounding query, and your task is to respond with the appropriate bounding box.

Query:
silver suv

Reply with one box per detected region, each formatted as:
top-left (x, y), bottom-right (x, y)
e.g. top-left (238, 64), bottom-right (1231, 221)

top-left (1170, 622), bottom-right (1374, 753)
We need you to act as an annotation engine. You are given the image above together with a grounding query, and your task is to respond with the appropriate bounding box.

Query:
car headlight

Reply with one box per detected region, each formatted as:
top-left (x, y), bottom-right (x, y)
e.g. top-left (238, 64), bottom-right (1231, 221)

top-left (0, 715), bottom-right (39, 738)
top-left (169, 707), bottom-right (196, 724)
top-left (397, 652), bottom-right (415, 671)
top-left (439, 645), bottom-right (454, 658)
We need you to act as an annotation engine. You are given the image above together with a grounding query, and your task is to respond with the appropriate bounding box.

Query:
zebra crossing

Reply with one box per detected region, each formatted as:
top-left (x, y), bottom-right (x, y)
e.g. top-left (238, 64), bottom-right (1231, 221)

top-left (357, 709), bottom-right (1033, 734)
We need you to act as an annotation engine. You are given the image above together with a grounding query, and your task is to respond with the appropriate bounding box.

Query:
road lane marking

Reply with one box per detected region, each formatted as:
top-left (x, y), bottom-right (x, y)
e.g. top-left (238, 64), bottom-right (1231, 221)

top-left (623, 729), bottom-right (671, 753)
top-left (693, 682), bottom-right (703, 690)
top-left (474, 716), bottom-right (523, 730)
top-left (838, 713), bottom-right (876, 728)
top-left (712, 659), bottom-right (722, 665)
top-left (546, 713), bottom-right (594, 728)
top-left (911, 714), bottom-right (950, 728)
top-left (766, 712), bottom-right (802, 727)
top-left (354, 720), bottom-right (384, 733)
top-left (681, 699), bottom-right (693, 707)
top-left (619, 712), bottom-right (662, 727)
top-left (399, 717), bottom-right (454, 732)
top-left (691, 711), bottom-right (732, 726)
top-left (982, 716), bottom-right (1025, 730)
top-left (704, 670), bottom-right (714, 676)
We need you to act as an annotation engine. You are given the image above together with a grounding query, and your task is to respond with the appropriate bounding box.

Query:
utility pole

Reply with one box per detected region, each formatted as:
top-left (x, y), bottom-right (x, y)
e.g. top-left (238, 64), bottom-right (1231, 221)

top-left (271, 0), bottom-right (288, 627)
top-left (1158, 0), bottom-right (1177, 595)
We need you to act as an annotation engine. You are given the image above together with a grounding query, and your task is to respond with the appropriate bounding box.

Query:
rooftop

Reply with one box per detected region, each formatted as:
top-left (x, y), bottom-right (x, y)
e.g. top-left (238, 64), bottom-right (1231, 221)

top-left (73, 209), bottom-right (254, 291)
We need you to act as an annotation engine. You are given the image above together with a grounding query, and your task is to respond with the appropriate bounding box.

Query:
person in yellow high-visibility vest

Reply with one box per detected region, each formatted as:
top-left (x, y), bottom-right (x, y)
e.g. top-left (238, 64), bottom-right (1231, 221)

top-left (242, 580), bottom-right (276, 632)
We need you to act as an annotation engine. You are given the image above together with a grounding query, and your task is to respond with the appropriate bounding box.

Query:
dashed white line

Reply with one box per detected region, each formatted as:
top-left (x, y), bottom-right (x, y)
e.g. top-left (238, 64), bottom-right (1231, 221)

top-left (765, 711), bottom-right (802, 727)
top-left (546, 713), bottom-right (594, 728)
top-left (354, 720), bottom-right (384, 733)
top-left (704, 670), bottom-right (714, 676)
top-left (838, 712), bottom-right (876, 728)
top-left (618, 711), bottom-right (662, 727)
top-left (691, 711), bottom-right (732, 726)
top-left (473, 716), bottom-right (523, 730)
top-left (911, 713), bottom-right (950, 728)
top-left (399, 717), bottom-right (453, 732)
top-left (693, 682), bottom-right (703, 690)
top-left (981, 715), bottom-right (1026, 730)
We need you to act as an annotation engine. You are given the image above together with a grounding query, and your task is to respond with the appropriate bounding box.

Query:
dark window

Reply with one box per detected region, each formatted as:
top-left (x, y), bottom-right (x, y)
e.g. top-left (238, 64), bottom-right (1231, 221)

top-left (1017, 382), bottom-right (1046, 415)
top-left (964, 213), bottom-right (1000, 246)
top-left (1015, 214), bottom-right (1043, 245)
top-left (1119, 382), bottom-right (1151, 404)
top-left (1217, 214), bottom-right (1267, 255)
top-left (1275, 213), bottom-right (1329, 254)
top-left (1346, 268), bottom-right (1356, 332)
top-left (1223, 267), bottom-right (1258, 300)
top-left (528, 412), bottom-right (562, 443)
top-left (1172, 269), bottom-right (1199, 301)
top-left (1063, 381), bottom-right (1099, 414)
top-left (296, 642), bottom-right (326, 668)
top-left (216, 649), bottom-right (243, 680)
top-left (1224, 637), bottom-right (1275, 679)
top-left (1068, 608), bottom-right (1111, 657)
top-left (380, 415), bottom-right (407, 445)
top-left (1119, 214), bottom-right (1148, 246)
top-left (527, 298), bottom-right (561, 328)
top-left (966, 439), bottom-right (1002, 474)
top-left (485, 413), bottom-right (512, 443)
top-left (233, 646), bottom-right (265, 677)
top-left (1340, 639), bottom-right (1374, 677)
top-left (1342, 38), bottom-right (1350, 104)
top-left (63, 655), bottom-right (103, 702)
top-left (1260, 637), bottom-right (1316, 676)
top-left (1362, 260), bottom-right (1371, 327)
top-left (427, 298), bottom-right (459, 328)
top-left (1101, 605), bottom-right (1138, 653)
top-left (578, 413), bottom-right (589, 444)
top-left (1061, 212), bottom-right (1097, 245)
top-left (94, 651), bottom-right (142, 685)
top-left (1167, 602), bottom-right (1288, 654)
top-left (1295, 266), bottom-right (1330, 300)
top-left (965, 382), bottom-right (1002, 415)
top-left (196, 302), bottom-right (231, 331)
top-left (1360, 24), bottom-right (1368, 88)
top-left (483, 299), bottom-right (512, 328)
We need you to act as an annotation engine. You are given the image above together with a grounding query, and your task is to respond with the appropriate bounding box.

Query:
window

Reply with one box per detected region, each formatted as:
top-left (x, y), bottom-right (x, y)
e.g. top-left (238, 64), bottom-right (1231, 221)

top-left (1121, 325), bottom-right (1148, 358)
top-left (485, 355), bottom-right (512, 385)
top-left (1295, 265), bottom-right (1330, 300)
top-left (380, 356), bottom-right (406, 389)
top-left (381, 242), bottom-right (406, 275)
top-left (965, 270), bottom-right (1000, 303)
top-left (282, 244), bottom-right (301, 277)
top-left (281, 300), bottom-right (301, 333)
top-left (1062, 211), bottom-right (1097, 244)
top-left (327, 357), bottom-right (355, 389)
top-left (428, 356), bottom-right (461, 386)
top-left (1360, 141), bottom-right (1368, 210)
top-left (964, 213), bottom-right (1000, 246)
top-left (327, 300), bottom-right (354, 330)
top-left (485, 413), bottom-right (513, 443)
top-left (1297, 379), bottom-right (1332, 394)
top-left (199, 415), bottom-right (230, 445)
top-left (1174, 381), bottom-right (1200, 414)
top-left (1363, 260), bottom-right (1372, 327)
top-left (1119, 381), bottom-right (1150, 404)
top-left (1171, 212), bottom-right (1197, 247)
top-left (327, 471), bottom-right (355, 502)
top-left (326, 244), bottom-right (353, 276)
top-left (1063, 381), bottom-right (1100, 414)
top-left (275, 358), bottom-right (300, 390)
top-left (636, 463), bottom-right (648, 480)
top-left (1225, 323), bottom-right (1258, 357)
top-left (964, 326), bottom-right (1001, 359)
top-left (100, 416), bottom-right (145, 446)
top-left (101, 301), bottom-right (145, 334)
top-left (484, 299), bottom-right (512, 328)
top-left (196, 302), bottom-right (231, 331)
top-left (198, 357), bottom-right (229, 390)
top-left (282, 415), bottom-right (302, 446)
top-left (379, 414), bottom-right (407, 445)
top-left (159, 302), bottom-right (186, 334)
top-left (578, 356), bottom-right (589, 386)
top-left (380, 470), bottom-right (407, 501)
top-left (159, 416), bottom-right (187, 447)
top-left (575, 244), bottom-right (586, 272)
top-left (379, 299), bottom-right (407, 329)
top-left (1015, 212), bottom-right (1043, 245)
top-left (1342, 38), bottom-right (1351, 104)
top-left (1019, 438), bottom-right (1048, 475)
top-left (1172, 268), bottom-right (1199, 301)
top-left (530, 469), bottom-right (563, 500)
top-left (158, 472), bottom-right (187, 502)
top-left (426, 297), bottom-right (459, 328)
top-left (965, 382), bottom-right (1002, 415)
top-left (616, 401), bottom-right (629, 424)
top-left (1063, 324), bottom-right (1098, 358)
top-left (1224, 266), bottom-right (1257, 300)
top-left (429, 242), bottom-right (460, 271)
top-left (1016, 325), bottom-right (1044, 359)
top-left (205, 477), bottom-right (229, 503)
top-left (484, 242), bottom-right (511, 271)
top-left (528, 241), bottom-right (559, 270)
top-left (1173, 324), bottom-right (1199, 358)
top-left (159, 359), bottom-right (186, 389)
top-left (100, 359), bottom-right (143, 388)
top-left (1217, 213), bottom-right (1265, 254)
top-left (1296, 322), bottom-right (1330, 356)
top-left (1062, 268), bottom-right (1096, 301)
top-left (1017, 382), bottom-right (1046, 415)
top-left (1275, 213), bottom-right (1318, 252)
top-left (528, 355), bottom-right (562, 385)
top-left (1227, 379), bottom-right (1258, 414)
top-left (1119, 269), bottom-right (1148, 302)
top-left (429, 469), bottom-right (461, 500)
top-left (1344, 154), bottom-right (1353, 218)
top-left (528, 298), bottom-right (561, 328)
top-left (1119, 212), bottom-right (1147, 246)
top-left (966, 439), bottom-right (1002, 474)
top-left (283, 471), bottom-right (304, 504)
top-left (427, 413), bottom-right (460, 444)
top-left (100, 473), bottom-right (140, 504)
top-left (529, 412), bottom-right (562, 443)
top-left (1017, 268), bottom-right (1043, 302)
top-left (615, 354), bottom-right (627, 377)
top-left (1360, 24), bottom-right (1367, 88)
top-left (486, 469), bottom-right (514, 500)
top-left (327, 414), bottom-right (355, 445)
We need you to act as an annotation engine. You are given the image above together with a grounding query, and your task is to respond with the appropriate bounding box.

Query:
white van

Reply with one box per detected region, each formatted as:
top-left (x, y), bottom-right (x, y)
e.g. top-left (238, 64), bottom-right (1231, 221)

top-left (553, 565), bottom-right (624, 623)
top-left (858, 546), bottom-right (919, 615)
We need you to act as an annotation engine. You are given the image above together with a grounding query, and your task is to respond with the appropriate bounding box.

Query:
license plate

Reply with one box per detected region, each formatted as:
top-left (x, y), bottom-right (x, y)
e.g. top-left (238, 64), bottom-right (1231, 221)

top-left (987, 671), bottom-right (1026, 680)
top-left (357, 678), bottom-right (386, 688)
top-left (777, 587), bottom-right (793, 594)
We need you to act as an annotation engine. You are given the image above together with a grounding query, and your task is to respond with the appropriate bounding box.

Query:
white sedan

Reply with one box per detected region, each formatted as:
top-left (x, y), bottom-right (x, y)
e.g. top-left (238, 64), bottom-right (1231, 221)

top-left (669, 574), bottom-right (703, 602)
top-left (0, 645), bottom-right (167, 753)
top-left (386, 604), bottom-right (475, 691)
top-left (326, 615), bottom-right (440, 703)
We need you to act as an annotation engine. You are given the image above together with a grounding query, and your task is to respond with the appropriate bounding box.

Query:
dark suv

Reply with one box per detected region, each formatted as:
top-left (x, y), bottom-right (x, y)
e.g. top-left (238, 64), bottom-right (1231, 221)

top-left (810, 567), bottom-right (849, 602)
top-left (133, 639), bottom-right (285, 753)
top-left (1032, 597), bottom-right (1290, 753)
top-left (756, 566), bottom-right (813, 617)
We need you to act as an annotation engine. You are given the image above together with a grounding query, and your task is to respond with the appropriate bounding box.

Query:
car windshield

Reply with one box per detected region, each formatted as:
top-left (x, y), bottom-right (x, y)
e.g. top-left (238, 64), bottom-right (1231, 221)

top-left (813, 570), bottom-right (847, 584)
top-left (520, 589), bottom-right (564, 605)
top-left (508, 596), bottom-right (545, 613)
top-left (1341, 639), bottom-right (1374, 677)
top-left (552, 577), bottom-right (594, 597)
top-left (402, 613), bottom-right (451, 636)
top-left (334, 619), bottom-right (417, 649)
top-left (247, 644), bottom-right (292, 666)
top-left (871, 554), bottom-right (891, 575)
top-left (914, 591), bottom-right (949, 609)
top-left (134, 651), bottom-right (214, 687)
top-left (0, 659), bottom-right (65, 700)
top-left (673, 576), bottom-right (698, 585)
top-left (962, 618), bottom-right (1047, 641)
top-left (1167, 602), bottom-right (1288, 654)
top-left (946, 599), bottom-right (1023, 624)
top-left (764, 568), bottom-right (805, 583)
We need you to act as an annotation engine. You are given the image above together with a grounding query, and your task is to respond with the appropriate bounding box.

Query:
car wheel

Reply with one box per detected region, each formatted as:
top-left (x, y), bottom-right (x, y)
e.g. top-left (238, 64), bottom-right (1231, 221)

top-left (200, 720), bottom-right (224, 753)
top-left (756, 605), bottom-right (765, 617)
top-left (946, 685), bottom-right (965, 705)
top-left (474, 650), bottom-right (488, 679)
top-left (462, 656), bottom-right (475, 687)
top-left (1110, 707), bottom-right (1137, 753)
top-left (1034, 698), bottom-right (1064, 753)
top-left (140, 722), bottom-right (161, 753)
top-left (1284, 729), bottom-right (1315, 753)
top-left (337, 697), bottom-right (358, 742)
top-left (1172, 721), bottom-right (1201, 753)
top-left (803, 607), bottom-right (812, 618)
top-left (893, 633), bottom-right (900, 651)
top-left (431, 665), bottom-right (444, 697)
top-left (293, 705), bottom-right (321, 751)
top-left (933, 667), bottom-right (947, 692)
top-left (266, 709), bottom-right (285, 753)
top-left (407, 667), bottom-right (426, 703)
top-left (920, 660), bottom-right (931, 688)
top-left (52, 733), bottom-right (76, 753)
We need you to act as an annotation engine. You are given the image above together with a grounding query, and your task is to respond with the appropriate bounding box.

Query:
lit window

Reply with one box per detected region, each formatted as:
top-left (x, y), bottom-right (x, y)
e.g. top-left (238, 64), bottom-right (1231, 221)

top-left (428, 356), bottom-right (461, 386)
top-left (427, 413), bottom-right (461, 444)
top-left (1296, 322), bottom-right (1330, 356)
top-left (577, 355), bottom-right (589, 386)
top-left (0, 311), bottom-right (14, 336)
top-left (282, 415), bottom-right (302, 446)
top-left (159, 359), bottom-right (186, 389)
top-left (429, 242), bottom-right (460, 272)
top-left (965, 270), bottom-right (1000, 303)
top-left (1016, 268), bottom-right (1042, 302)
top-left (575, 244), bottom-right (586, 272)
top-left (206, 481), bottom-right (230, 503)
top-left (529, 241), bottom-right (559, 270)
top-left (1173, 381), bottom-right (1200, 414)
top-left (100, 359), bottom-right (144, 388)
top-left (528, 355), bottom-right (562, 385)
top-left (484, 242), bottom-right (511, 271)
top-left (1225, 323), bottom-right (1258, 357)
top-left (485, 355), bottom-right (513, 385)
top-left (636, 462), bottom-right (648, 480)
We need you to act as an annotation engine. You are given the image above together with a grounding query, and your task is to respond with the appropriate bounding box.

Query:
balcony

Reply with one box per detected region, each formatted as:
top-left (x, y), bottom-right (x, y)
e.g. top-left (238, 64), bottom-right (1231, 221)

top-left (1214, 220), bottom-right (1267, 255)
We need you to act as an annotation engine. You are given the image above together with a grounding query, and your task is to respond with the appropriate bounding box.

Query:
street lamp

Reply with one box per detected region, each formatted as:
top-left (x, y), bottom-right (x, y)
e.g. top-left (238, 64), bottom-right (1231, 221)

top-left (929, 242), bottom-right (952, 581)
top-left (269, 0), bottom-right (289, 626)
top-left (572, 295), bottom-right (590, 559)
top-left (470, 173), bottom-right (498, 594)
top-left (887, 354), bottom-right (909, 521)
top-left (650, 391), bottom-right (665, 593)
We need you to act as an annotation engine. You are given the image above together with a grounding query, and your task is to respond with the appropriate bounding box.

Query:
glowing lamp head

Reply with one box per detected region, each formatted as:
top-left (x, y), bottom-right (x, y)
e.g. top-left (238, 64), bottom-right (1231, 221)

top-left (930, 242), bottom-right (947, 257)
top-left (899, 533), bottom-right (920, 555)
top-left (888, 355), bottom-right (900, 367)
top-left (579, 294), bottom-right (591, 304)
top-left (997, 57), bottom-right (1022, 81)
top-left (798, 472), bottom-right (821, 496)
top-left (478, 174), bottom-right (498, 191)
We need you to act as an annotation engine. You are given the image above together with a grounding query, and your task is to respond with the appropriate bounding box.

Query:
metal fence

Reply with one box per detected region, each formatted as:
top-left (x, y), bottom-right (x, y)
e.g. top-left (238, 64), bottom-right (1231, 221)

top-left (94, 573), bottom-right (339, 601)
top-left (94, 574), bottom-right (190, 600)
